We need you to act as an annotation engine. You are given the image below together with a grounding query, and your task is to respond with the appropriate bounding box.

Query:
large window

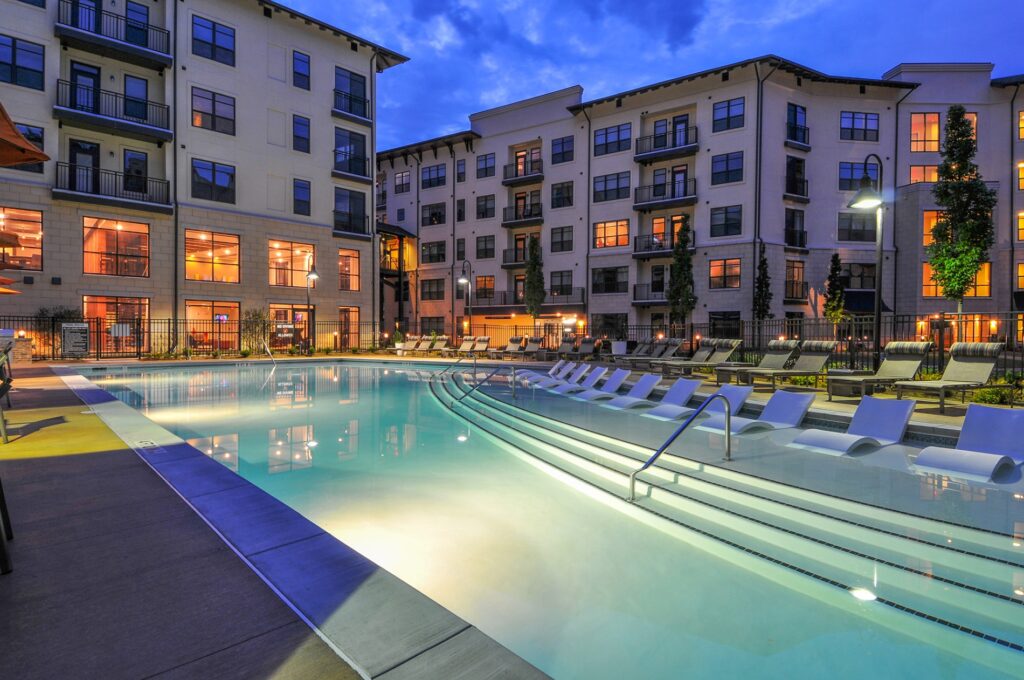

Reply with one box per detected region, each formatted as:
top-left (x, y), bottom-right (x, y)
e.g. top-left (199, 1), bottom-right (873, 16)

top-left (842, 263), bottom-right (876, 290)
top-left (0, 34), bottom-right (44, 90)
top-left (83, 296), bottom-right (149, 327)
top-left (83, 217), bottom-right (149, 277)
top-left (709, 258), bottom-right (741, 289)
top-left (1018, 263), bottom-right (1024, 290)
top-left (395, 170), bottom-right (410, 194)
top-left (333, 187), bottom-right (366, 232)
top-left (922, 210), bottom-right (944, 246)
top-left (922, 262), bottom-right (991, 298)
top-left (591, 267), bottom-right (627, 294)
top-left (594, 123), bottom-right (631, 156)
top-left (11, 123), bottom-right (43, 172)
top-left (710, 206), bottom-right (742, 237)
top-left (0, 207), bottom-right (42, 271)
top-left (293, 179), bottom-right (310, 216)
top-left (334, 67), bottom-right (368, 118)
top-left (910, 113), bottom-right (940, 152)
top-left (593, 171), bottom-right (630, 202)
top-left (475, 275), bottom-right (495, 299)
top-left (269, 240), bottom-right (314, 287)
top-left (909, 165), bottom-right (938, 184)
top-left (712, 97), bottom-right (744, 132)
top-left (1019, 165), bottom-right (1024, 191)
top-left (191, 159), bottom-right (235, 203)
top-left (293, 115), bottom-right (310, 153)
top-left (1019, 212), bottom-right (1024, 241)
top-left (840, 112), bottom-right (879, 141)
top-left (550, 270), bottom-right (573, 295)
top-left (192, 16), bottom-right (235, 66)
top-left (185, 229), bottom-right (239, 283)
top-left (550, 225), bottom-right (573, 253)
top-left (456, 159), bottom-right (465, 182)
top-left (338, 249), bottom-right (360, 291)
top-left (476, 235), bottom-right (494, 259)
top-left (476, 153), bottom-right (495, 178)
top-left (185, 300), bottom-right (240, 351)
top-left (191, 87), bottom-right (235, 134)
top-left (421, 203), bottom-right (446, 226)
top-left (293, 51), bottom-right (310, 90)
top-left (551, 181), bottom-right (573, 208)
top-left (593, 220), bottom-right (629, 249)
top-left (711, 152), bottom-right (743, 184)
top-left (476, 194), bottom-right (495, 219)
top-left (420, 241), bottom-right (446, 264)
top-left (420, 278), bottom-right (445, 301)
top-left (838, 213), bottom-right (875, 242)
top-left (334, 128), bottom-right (367, 176)
top-left (421, 163), bottom-right (446, 189)
top-left (552, 135), bottom-right (574, 164)
top-left (839, 161), bottom-right (879, 191)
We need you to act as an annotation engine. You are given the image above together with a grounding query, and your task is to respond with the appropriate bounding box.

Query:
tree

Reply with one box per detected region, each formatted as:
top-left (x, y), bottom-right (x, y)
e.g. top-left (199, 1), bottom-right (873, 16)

top-left (927, 104), bottom-right (997, 313)
top-left (823, 253), bottom-right (847, 323)
top-left (522, 235), bottom-right (545, 331)
top-left (752, 240), bottom-right (773, 321)
top-left (667, 217), bottom-right (697, 331)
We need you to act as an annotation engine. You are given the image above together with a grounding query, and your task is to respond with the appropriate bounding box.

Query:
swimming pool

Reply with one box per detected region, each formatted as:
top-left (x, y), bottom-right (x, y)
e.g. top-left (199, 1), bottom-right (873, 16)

top-left (83, 361), bottom-right (1024, 679)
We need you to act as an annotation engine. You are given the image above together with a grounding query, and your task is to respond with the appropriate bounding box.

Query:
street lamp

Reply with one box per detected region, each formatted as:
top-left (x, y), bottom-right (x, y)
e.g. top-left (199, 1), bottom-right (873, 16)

top-left (457, 260), bottom-right (473, 336)
top-left (846, 152), bottom-right (884, 370)
top-left (305, 265), bottom-right (319, 356)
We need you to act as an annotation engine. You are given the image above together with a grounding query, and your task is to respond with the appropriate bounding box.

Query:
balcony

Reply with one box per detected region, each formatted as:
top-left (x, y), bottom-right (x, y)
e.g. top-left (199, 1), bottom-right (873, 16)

top-left (375, 191), bottom-right (387, 210)
top-left (784, 280), bottom-right (810, 302)
top-left (380, 255), bottom-right (401, 275)
top-left (54, 162), bottom-right (171, 213)
top-left (501, 159), bottom-right (544, 187)
top-left (501, 248), bottom-right (541, 269)
top-left (55, 0), bottom-right (172, 70)
top-left (784, 229), bottom-right (807, 250)
top-left (332, 90), bottom-right (371, 126)
top-left (501, 203), bottom-right (543, 228)
top-left (632, 284), bottom-right (668, 306)
top-left (332, 152), bottom-right (372, 184)
top-left (471, 287), bottom-right (585, 310)
top-left (632, 230), bottom-right (694, 259)
top-left (785, 123), bottom-right (811, 151)
top-left (634, 127), bottom-right (699, 164)
top-left (632, 178), bottom-right (697, 211)
top-left (784, 177), bottom-right (810, 203)
top-left (333, 211), bottom-right (370, 239)
top-left (53, 80), bottom-right (172, 143)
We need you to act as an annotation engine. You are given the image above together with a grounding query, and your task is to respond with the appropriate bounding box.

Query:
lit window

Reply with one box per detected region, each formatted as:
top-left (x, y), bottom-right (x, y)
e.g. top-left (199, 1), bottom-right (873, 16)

top-left (1019, 164), bottom-right (1024, 191)
top-left (1019, 111), bottom-right (1024, 141)
top-left (83, 296), bottom-right (149, 323)
top-left (185, 300), bottom-right (240, 351)
top-left (922, 210), bottom-right (944, 247)
top-left (185, 229), bottom-right (239, 283)
top-left (593, 220), bottom-right (629, 249)
top-left (475, 275), bottom-right (494, 298)
top-left (268, 240), bottom-right (315, 287)
top-left (1018, 212), bottom-right (1024, 241)
top-left (923, 262), bottom-right (991, 297)
top-left (709, 258), bottom-right (741, 289)
top-left (910, 113), bottom-right (940, 152)
top-left (191, 87), bottom-right (235, 134)
top-left (965, 112), bottom-right (977, 140)
top-left (922, 263), bottom-right (942, 297)
top-left (338, 249), bottom-right (360, 291)
top-left (0, 206), bottom-right (42, 271)
top-left (83, 217), bottom-right (149, 277)
top-left (1018, 263), bottom-right (1024, 290)
top-left (909, 165), bottom-right (938, 184)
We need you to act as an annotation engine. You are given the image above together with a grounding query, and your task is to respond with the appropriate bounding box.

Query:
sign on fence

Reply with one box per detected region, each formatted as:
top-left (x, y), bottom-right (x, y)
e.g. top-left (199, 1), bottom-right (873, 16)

top-left (61, 322), bottom-right (89, 358)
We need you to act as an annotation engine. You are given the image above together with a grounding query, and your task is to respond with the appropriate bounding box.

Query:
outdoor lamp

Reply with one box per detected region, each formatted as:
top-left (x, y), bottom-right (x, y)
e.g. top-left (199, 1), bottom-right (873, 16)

top-left (458, 260), bottom-right (473, 335)
top-left (304, 266), bottom-right (319, 355)
top-left (848, 173), bottom-right (883, 209)
top-left (846, 153), bottom-right (885, 370)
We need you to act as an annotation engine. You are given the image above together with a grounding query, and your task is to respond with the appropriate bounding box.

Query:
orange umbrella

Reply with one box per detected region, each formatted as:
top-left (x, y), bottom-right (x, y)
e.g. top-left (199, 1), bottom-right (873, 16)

top-left (0, 276), bottom-right (15, 285)
top-left (0, 101), bottom-right (49, 167)
top-left (0, 287), bottom-right (20, 295)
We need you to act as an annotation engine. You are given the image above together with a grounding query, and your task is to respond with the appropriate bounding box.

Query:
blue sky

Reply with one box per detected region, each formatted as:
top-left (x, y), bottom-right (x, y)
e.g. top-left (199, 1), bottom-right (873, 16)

top-left (291, 0), bottom-right (1024, 150)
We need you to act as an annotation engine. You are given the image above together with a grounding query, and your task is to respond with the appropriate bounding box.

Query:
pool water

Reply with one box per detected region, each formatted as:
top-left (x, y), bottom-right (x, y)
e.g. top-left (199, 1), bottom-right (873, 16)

top-left (86, 362), bottom-right (1023, 679)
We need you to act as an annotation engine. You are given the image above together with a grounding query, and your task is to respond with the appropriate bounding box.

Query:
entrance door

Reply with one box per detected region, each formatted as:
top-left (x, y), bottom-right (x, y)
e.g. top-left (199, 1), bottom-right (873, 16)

top-left (69, 139), bottom-right (99, 194)
top-left (70, 62), bottom-right (100, 113)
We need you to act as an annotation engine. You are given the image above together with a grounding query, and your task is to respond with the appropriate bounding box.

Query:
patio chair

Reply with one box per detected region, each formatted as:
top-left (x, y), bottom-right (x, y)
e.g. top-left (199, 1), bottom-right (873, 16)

top-left (509, 336), bottom-right (544, 361)
top-left (715, 339), bottom-right (800, 385)
top-left (572, 368), bottom-right (632, 401)
top-left (407, 336), bottom-right (434, 355)
top-left (524, 361), bottom-right (574, 385)
top-left (488, 336), bottom-right (523, 360)
top-left (442, 336), bottom-right (475, 357)
top-left (468, 336), bottom-right (491, 355)
top-left (826, 341), bottom-right (932, 400)
top-left (385, 335), bottom-right (419, 355)
top-left (894, 342), bottom-right (1009, 414)
top-left (698, 390), bottom-right (815, 435)
top-left (541, 336), bottom-right (576, 361)
top-left (633, 338), bottom-right (688, 370)
top-left (743, 340), bottom-right (838, 390)
top-left (424, 335), bottom-right (449, 355)
top-left (534, 363), bottom-right (589, 389)
top-left (913, 404), bottom-right (1024, 482)
top-left (600, 374), bottom-right (663, 409)
top-left (658, 339), bottom-right (742, 376)
top-left (552, 366), bottom-right (608, 394)
top-left (568, 337), bottom-right (598, 360)
top-left (789, 396), bottom-right (915, 455)
top-left (650, 338), bottom-right (715, 370)
top-left (643, 383), bottom-right (752, 421)
top-left (612, 339), bottom-right (652, 366)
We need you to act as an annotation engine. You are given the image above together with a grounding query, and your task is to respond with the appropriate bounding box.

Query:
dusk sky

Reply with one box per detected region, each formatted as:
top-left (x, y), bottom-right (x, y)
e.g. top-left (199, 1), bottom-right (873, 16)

top-left (292, 0), bottom-right (1024, 150)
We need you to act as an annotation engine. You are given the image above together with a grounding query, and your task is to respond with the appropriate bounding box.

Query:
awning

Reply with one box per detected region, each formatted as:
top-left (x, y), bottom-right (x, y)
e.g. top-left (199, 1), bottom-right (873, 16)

top-left (376, 221), bottom-right (416, 239)
top-left (0, 101), bottom-right (49, 167)
top-left (844, 290), bottom-right (892, 313)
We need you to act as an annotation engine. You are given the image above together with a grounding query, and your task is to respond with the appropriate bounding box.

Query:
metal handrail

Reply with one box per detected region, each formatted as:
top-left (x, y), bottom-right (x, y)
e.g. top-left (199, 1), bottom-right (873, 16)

top-left (262, 339), bottom-right (276, 366)
top-left (456, 367), bottom-right (504, 402)
top-left (627, 393), bottom-right (732, 502)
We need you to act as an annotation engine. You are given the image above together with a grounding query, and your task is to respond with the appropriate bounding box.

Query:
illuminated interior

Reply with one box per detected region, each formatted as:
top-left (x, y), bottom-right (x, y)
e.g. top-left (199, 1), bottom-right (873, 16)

top-left (83, 217), bottom-right (150, 278)
top-left (185, 228), bottom-right (240, 283)
top-left (269, 240), bottom-right (315, 287)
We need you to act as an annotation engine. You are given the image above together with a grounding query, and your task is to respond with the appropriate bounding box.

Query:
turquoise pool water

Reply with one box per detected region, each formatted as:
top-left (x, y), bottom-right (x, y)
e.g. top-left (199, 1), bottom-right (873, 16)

top-left (85, 361), bottom-right (1024, 679)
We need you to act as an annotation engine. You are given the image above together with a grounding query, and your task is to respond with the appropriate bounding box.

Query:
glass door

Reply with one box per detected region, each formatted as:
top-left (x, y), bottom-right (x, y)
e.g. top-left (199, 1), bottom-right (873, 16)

top-left (671, 164), bottom-right (688, 198)
top-left (71, 0), bottom-right (99, 32)
top-left (672, 114), bottom-right (690, 146)
top-left (125, 1), bottom-right (149, 47)
top-left (70, 61), bottom-right (100, 113)
top-left (124, 75), bottom-right (148, 121)
top-left (123, 149), bottom-right (148, 195)
top-left (69, 139), bottom-right (99, 194)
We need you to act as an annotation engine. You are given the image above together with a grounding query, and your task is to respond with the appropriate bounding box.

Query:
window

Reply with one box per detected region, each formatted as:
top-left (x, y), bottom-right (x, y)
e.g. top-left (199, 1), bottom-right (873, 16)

top-left (786, 103), bottom-right (807, 143)
top-left (711, 152), bottom-right (743, 184)
top-left (476, 235), bottom-right (494, 259)
top-left (396, 208), bottom-right (405, 221)
top-left (593, 171), bottom-right (630, 202)
top-left (333, 187), bottom-right (366, 232)
top-left (334, 128), bottom-right (367, 176)
top-left (593, 220), bottom-right (629, 249)
top-left (840, 112), bottom-right (879, 141)
top-left (0, 207), bottom-right (42, 270)
top-left (83, 217), bottom-right (149, 277)
top-left (839, 161), bottom-right (879, 191)
top-left (17, 0), bottom-right (46, 6)
top-left (191, 88), bottom-right (235, 134)
top-left (420, 279), bottom-right (445, 300)
top-left (334, 67), bottom-right (368, 118)
top-left (786, 260), bottom-right (805, 286)
top-left (476, 153), bottom-right (495, 178)
top-left (269, 240), bottom-right (314, 287)
top-left (591, 313), bottom-right (628, 339)
top-left (418, 317), bottom-right (444, 334)
top-left (421, 163), bottom-right (446, 189)
top-left (293, 51), bottom-right (310, 90)
top-left (842, 263), bottom-right (876, 289)
top-left (0, 35), bottom-right (44, 90)
top-left (11, 124), bottom-right (43, 172)
top-left (455, 198), bottom-right (465, 222)
top-left (395, 170), bottom-right (410, 194)
top-left (83, 296), bottom-right (149, 326)
top-left (709, 258), bottom-right (741, 289)
top-left (922, 210), bottom-right (944, 246)
top-left (709, 311), bottom-right (741, 338)
top-left (292, 115), bottom-right (310, 153)
top-left (475, 275), bottom-right (494, 299)
top-left (920, 263), bottom-right (990, 297)
top-left (909, 165), bottom-right (938, 184)
top-left (124, 75), bottom-right (148, 120)
top-left (1019, 212), bottom-right (1024, 241)
top-left (338, 249), bottom-right (360, 291)
top-left (910, 113), bottom-right (940, 152)
top-left (192, 16), bottom-right (235, 66)
top-left (550, 270), bottom-right (572, 295)
top-left (420, 241), bottom-right (446, 264)
top-left (125, 2), bottom-right (149, 47)
top-left (1019, 111), bottom-right (1024, 141)
top-left (550, 226), bottom-right (573, 253)
top-left (191, 159), bottom-right (235, 203)
top-left (1019, 263), bottom-right (1024, 290)
top-left (421, 203), bottom-right (445, 226)
top-left (293, 179), bottom-right (310, 216)
top-left (712, 97), bottom-right (744, 132)
top-left (838, 212), bottom-right (875, 242)
top-left (651, 215), bottom-right (685, 242)
top-left (456, 159), bottom-right (465, 182)
top-left (552, 135), bottom-right (574, 164)
top-left (965, 112), bottom-right (977, 140)
top-left (594, 123), bottom-right (631, 155)
top-left (185, 301), bottom-right (240, 351)
top-left (710, 206), bottom-right (742, 237)
top-left (476, 195), bottom-right (495, 219)
top-left (456, 238), bottom-right (465, 260)
top-left (591, 267), bottom-right (627, 294)
top-left (551, 181), bottom-right (573, 208)
top-left (1019, 165), bottom-right (1024, 191)
top-left (185, 229), bottom-right (239, 283)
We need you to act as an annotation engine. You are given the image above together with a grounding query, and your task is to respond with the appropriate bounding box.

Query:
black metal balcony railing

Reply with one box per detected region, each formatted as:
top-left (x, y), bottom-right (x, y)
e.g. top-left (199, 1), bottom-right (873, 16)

top-left (333, 211), bottom-right (369, 235)
top-left (375, 191), bottom-right (387, 208)
top-left (633, 233), bottom-right (673, 254)
top-left (380, 255), bottom-right (400, 272)
top-left (633, 284), bottom-right (667, 302)
top-left (502, 203), bottom-right (543, 222)
top-left (502, 159), bottom-right (543, 181)
top-left (333, 90), bottom-right (370, 119)
top-left (591, 281), bottom-right (628, 295)
top-left (633, 178), bottom-right (697, 205)
top-left (333, 151), bottom-right (370, 178)
top-left (786, 123), bottom-right (810, 145)
top-left (784, 229), bottom-right (807, 248)
top-left (785, 177), bottom-right (809, 197)
top-left (785, 280), bottom-right (810, 300)
top-left (472, 287), bottom-right (585, 307)
top-left (634, 126), bottom-right (698, 156)
top-left (501, 248), bottom-right (541, 266)
top-left (56, 79), bottom-right (170, 130)
top-left (58, 0), bottom-right (171, 55)
top-left (56, 162), bottom-right (169, 204)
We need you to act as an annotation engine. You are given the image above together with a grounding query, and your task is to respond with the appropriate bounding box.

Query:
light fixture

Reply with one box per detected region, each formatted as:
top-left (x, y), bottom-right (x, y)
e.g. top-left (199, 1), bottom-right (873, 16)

top-left (849, 587), bottom-right (877, 602)
top-left (847, 173), bottom-right (883, 210)
top-left (307, 439), bottom-right (318, 448)
top-left (457, 274), bottom-right (469, 285)
top-left (456, 433), bottom-right (468, 442)
top-left (306, 267), bottom-right (320, 282)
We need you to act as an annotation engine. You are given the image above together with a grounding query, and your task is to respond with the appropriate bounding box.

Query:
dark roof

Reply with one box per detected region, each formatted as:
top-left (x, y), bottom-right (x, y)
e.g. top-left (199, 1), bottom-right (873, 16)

top-left (568, 54), bottom-right (918, 112)
top-left (376, 221), bottom-right (416, 239)
top-left (992, 74), bottom-right (1024, 87)
top-left (377, 130), bottom-right (481, 160)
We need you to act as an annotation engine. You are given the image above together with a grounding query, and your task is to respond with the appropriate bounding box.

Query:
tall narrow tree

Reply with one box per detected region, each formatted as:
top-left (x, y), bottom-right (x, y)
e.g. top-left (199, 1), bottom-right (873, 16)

top-left (667, 217), bottom-right (697, 333)
top-left (523, 235), bottom-right (545, 332)
top-left (752, 240), bottom-right (773, 321)
top-left (823, 253), bottom-right (847, 323)
top-left (927, 104), bottom-right (997, 313)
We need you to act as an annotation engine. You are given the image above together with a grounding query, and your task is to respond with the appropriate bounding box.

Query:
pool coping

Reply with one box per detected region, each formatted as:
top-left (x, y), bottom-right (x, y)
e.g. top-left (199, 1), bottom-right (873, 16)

top-left (52, 366), bottom-right (550, 680)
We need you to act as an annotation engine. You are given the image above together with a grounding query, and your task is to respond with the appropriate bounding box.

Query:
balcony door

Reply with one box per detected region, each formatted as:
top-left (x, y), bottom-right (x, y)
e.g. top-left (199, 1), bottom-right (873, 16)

top-left (513, 275), bottom-right (525, 303)
top-left (69, 139), bottom-right (99, 194)
top-left (672, 114), bottom-right (690, 146)
top-left (671, 164), bottom-right (688, 197)
top-left (123, 149), bottom-right (148, 195)
top-left (515, 148), bottom-right (540, 175)
top-left (125, 1), bottom-right (150, 48)
top-left (124, 75), bottom-right (148, 121)
top-left (651, 264), bottom-right (666, 294)
top-left (70, 62), bottom-right (100, 114)
top-left (71, 0), bottom-right (99, 32)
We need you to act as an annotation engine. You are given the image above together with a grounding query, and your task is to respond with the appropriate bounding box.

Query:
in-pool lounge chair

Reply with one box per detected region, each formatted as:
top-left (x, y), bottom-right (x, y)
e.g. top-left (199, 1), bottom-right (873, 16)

top-left (715, 339), bottom-right (800, 385)
top-left (488, 336), bottom-right (524, 359)
top-left (552, 366), bottom-right (608, 394)
top-left (894, 342), bottom-right (1009, 414)
top-left (658, 339), bottom-right (742, 376)
top-left (442, 336), bottom-right (475, 357)
top-left (789, 396), bottom-right (915, 455)
top-left (913, 404), bottom-right (1024, 482)
top-left (744, 340), bottom-right (838, 390)
top-left (600, 374), bottom-right (667, 409)
top-left (469, 336), bottom-right (491, 355)
top-left (524, 361), bottom-right (573, 385)
top-left (509, 336), bottom-right (544, 361)
top-left (535, 363), bottom-right (590, 390)
top-left (572, 368), bottom-right (632, 401)
top-left (643, 383), bottom-right (752, 421)
top-left (698, 390), bottom-right (815, 435)
top-left (826, 341), bottom-right (932, 400)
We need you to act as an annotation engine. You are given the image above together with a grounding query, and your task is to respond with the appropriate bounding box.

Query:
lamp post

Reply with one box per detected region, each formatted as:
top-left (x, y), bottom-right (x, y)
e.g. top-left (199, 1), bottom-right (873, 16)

top-left (457, 260), bottom-right (473, 336)
top-left (305, 265), bottom-right (319, 356)
top-left (846, 153), bottom-right (884, 370)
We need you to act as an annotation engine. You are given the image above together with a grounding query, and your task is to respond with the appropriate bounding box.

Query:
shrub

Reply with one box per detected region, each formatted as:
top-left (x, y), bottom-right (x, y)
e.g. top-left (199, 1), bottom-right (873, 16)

top-left (240, 349), bottom-right (251, 358)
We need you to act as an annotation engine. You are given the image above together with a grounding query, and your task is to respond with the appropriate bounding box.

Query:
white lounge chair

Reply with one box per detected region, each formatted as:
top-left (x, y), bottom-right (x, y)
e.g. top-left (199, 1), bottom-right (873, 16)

top-left (527, 361), bottom-right (576, 386)
top-left (572, 368), bottom-right (632, 401)
top-left (789, 396), bottom-right (915, 455)
top-left (535, 363), bottom-right (590, 390)
top-left (605, 377), bottom-right (697, 410)
top-left (698, 390), bottom-right (815, 434)
top-left (913, 404), bottom-right (1024, 482)
top-left (521, 359), bottom-right (566, 380)
top-left (552, 366), bottom-right (607, 394)
top-left (643, 384), bottom-right (752, 421)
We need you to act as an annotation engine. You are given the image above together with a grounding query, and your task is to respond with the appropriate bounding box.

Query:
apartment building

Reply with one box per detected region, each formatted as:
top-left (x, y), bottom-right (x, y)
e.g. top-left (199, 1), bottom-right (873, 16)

top-left (0, 0), bottom-right (405, 351)
top-left (376, 56), bottom-right (1024, 340)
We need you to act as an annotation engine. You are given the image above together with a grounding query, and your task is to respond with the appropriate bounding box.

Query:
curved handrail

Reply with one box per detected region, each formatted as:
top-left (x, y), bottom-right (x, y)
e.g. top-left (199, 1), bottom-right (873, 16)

top-left (627, 393), bottom-right (732, 502)
top-left (456, 367), bottom-right (504, 402)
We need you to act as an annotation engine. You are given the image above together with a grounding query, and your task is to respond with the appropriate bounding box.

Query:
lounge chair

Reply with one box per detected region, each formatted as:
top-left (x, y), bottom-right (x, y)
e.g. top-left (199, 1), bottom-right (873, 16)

top-left (534, 363), bottom-right (589, 389)
top-left (650, 339), bottom-right (715, 370)
top-left (643, 384), bottom-right (752, 421)
top-left (632, 338), bottom-right (687, 370)
top-left (521, 359), bottom-right (566, 378)
top-left (658, 339), bottom-right (742, 376)
top-left (612, 339), bottom-right (652, 366)
top-left (572, 368), bottom-right (632, 401)
top-left (524, 361), bottom-right (574, 385)
top-left (894, 342), bottom-right (1009, 414)
top-left (468, 336), bottom-right (490, 355)
top-left (509, 336), bottom-right (544, 361)
top-left (386, 335), bottom-right (419, 355)
top-left (789, 396), bottom-right (915, 455)
top-left (698, 390), bottom-right (815, 435)
top-left (715, 340), bottom-right (800, 385)
top-left (743, 340), bottom-right (837, 390)
top-left (424, 335), bottom-right (449, 355)
top-left (600, 374), bottom-right (664, 409)
top-left (552, 366), bottom-right (608, 394)
top-left (541, 337), bottom-right (576, 361)
top-left (568, 337), bottom-right (598, 360)
top-left (442, 336), bottom-right (475, 357)
top-left (405, 336), bottom-right (434, 355)
top-left (826, 341), bottom-right (932, 400)
top-left (913, 405), bottom-right (1024, 482)
top-left (488, 336), bottom-right (524, 359)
